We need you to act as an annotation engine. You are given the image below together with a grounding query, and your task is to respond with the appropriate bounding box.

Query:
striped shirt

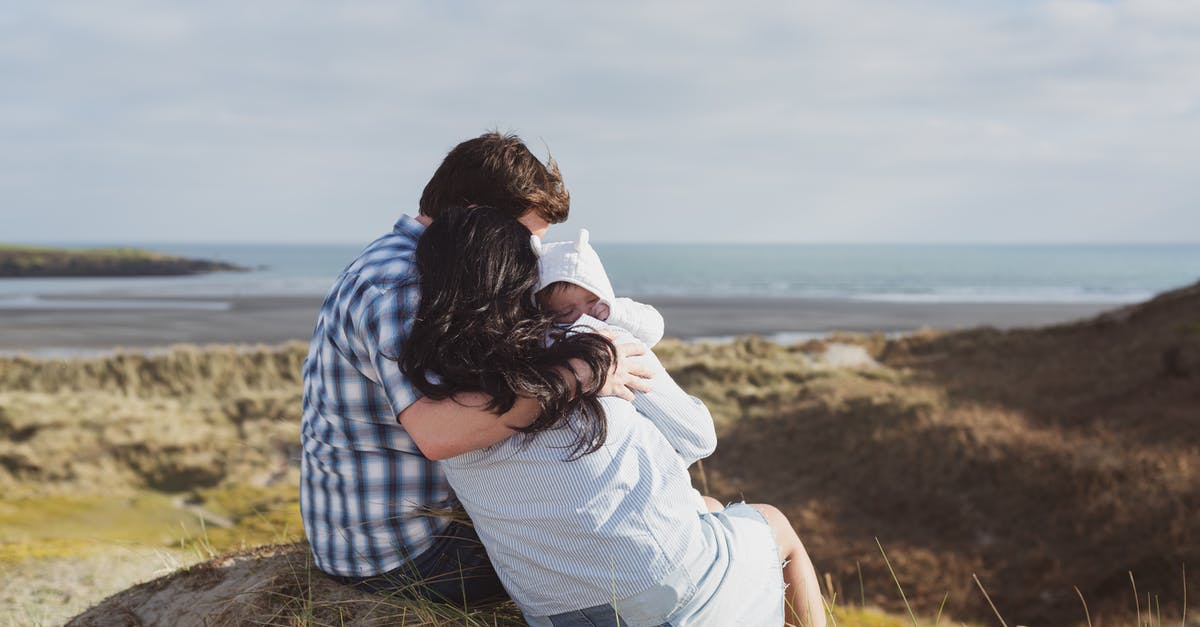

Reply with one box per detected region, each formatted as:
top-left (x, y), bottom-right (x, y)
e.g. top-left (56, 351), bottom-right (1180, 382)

top-left (441, 317), bottom-right (718, 619)
top-left (300, 214), bottom-right (453, 578)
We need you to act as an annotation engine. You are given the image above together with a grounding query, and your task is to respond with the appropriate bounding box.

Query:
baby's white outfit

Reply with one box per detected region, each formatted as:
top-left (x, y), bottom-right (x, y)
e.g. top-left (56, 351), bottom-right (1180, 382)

top-left (534, 229), bottom-right (701, 513)
top-left (532, 229), bottom-right (665, 347)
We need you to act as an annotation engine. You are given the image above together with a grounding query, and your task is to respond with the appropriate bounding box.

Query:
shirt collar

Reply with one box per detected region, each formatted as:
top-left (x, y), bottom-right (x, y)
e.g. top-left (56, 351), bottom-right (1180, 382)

top-left (393, 213), bottom-right (427, 239)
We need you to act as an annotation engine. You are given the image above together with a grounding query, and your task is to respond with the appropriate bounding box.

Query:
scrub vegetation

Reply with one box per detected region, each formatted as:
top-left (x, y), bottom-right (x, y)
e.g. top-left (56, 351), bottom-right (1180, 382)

top-left (3, 282), bottom-right (1198, 625)
top-left (0, 244), bottom-right (246, 277)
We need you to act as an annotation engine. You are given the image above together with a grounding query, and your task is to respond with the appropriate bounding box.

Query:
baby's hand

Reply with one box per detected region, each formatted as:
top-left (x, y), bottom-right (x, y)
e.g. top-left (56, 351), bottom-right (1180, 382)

top-left (588, 300), bottom-right (610, 321)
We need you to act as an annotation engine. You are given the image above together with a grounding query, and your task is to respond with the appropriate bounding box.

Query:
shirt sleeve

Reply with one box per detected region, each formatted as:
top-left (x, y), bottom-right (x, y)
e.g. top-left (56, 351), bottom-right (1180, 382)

top-left (358, 286), bottom-right (421, 418)
top-left (629, 346), bottom-right (717, 466)
top-left (603, 297), bottom-right (665, 347)
top-left (572, 315), bottom-right (715, 465)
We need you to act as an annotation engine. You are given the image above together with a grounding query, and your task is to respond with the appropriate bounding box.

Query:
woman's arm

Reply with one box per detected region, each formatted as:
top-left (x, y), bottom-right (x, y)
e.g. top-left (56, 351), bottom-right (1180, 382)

top-left (629, 346), bottom-right (717, 466)
top-left (571, 315), bottom-right (715, 464)
top-left (399, 340), bottom-right (655, 460)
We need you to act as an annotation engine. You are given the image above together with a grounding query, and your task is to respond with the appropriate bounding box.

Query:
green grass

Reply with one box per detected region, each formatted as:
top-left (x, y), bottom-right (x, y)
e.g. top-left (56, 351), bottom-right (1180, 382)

top-left (0, 242), bottom-right (244, 276)
top-left (192, 483), bottom-right (304, 550)
top-left (0, 243), bottom-right (169, 259)
top-left (0, 485), bottom-right (304, 564)
top-left (0, 493), bottom-right (188, 562)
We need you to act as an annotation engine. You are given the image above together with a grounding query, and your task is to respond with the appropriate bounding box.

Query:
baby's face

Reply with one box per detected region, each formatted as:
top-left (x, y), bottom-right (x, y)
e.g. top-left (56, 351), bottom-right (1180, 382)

top-left (540, 283), bottom-right (601, 324)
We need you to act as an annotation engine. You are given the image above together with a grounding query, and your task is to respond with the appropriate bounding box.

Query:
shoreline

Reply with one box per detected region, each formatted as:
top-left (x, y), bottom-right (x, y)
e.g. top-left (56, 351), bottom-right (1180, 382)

top-left (0, 293), bottom-right (1119, 356)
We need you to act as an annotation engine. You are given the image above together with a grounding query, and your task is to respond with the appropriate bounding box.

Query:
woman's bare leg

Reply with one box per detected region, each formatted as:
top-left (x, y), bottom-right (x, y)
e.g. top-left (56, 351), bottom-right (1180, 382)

top-left (750, 504), bottom-right (826, 627)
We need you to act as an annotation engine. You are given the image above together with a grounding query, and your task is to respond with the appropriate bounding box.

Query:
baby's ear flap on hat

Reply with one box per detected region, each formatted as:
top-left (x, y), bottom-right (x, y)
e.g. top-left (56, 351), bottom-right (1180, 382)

top-left (529, 235), bottom-right (544, 258)
top-left (575, 228), bottom-right (590, 252)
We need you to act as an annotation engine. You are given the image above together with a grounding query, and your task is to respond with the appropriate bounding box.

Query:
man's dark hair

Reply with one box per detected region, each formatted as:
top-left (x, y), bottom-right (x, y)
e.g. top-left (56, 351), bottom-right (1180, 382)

top-left (400, 206), bottom-right (613, 459)
top-left (418, 132), bottom-right (570, 224)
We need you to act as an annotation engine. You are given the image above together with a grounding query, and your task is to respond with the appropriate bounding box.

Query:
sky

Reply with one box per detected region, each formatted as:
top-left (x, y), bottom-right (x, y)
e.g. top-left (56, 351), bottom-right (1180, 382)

top-left (2, 1), bottom-right (1199, 244)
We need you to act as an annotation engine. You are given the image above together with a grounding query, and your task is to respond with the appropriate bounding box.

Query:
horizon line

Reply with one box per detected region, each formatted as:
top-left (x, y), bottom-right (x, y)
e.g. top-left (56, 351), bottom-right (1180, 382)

top-left (8, 239), bottom-right (1200, 248)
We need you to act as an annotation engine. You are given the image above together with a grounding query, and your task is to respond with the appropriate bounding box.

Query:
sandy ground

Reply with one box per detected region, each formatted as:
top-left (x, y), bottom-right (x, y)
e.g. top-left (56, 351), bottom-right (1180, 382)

top-left (1, 546), bottom-right (197, 627)
top-left (0, 293), bottom-right (1116, 353)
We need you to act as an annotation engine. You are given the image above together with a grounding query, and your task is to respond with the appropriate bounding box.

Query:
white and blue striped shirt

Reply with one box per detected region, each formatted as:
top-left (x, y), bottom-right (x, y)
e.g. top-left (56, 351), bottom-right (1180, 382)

top-left (441, 318), bottom-right (718, 619)
top-left (300, 214), bottom-right (454, 578)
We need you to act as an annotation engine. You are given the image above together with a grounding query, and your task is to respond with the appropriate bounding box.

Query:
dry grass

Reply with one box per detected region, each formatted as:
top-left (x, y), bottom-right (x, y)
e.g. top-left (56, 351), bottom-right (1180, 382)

top-left (695, 283), bottom-right (1200, 625)
top-left (0, 344), bottom-right (310, 623)
top-left (3, 283), bottom-right (1199, 625)
top-left (66, 542), bottom-right (957, 627)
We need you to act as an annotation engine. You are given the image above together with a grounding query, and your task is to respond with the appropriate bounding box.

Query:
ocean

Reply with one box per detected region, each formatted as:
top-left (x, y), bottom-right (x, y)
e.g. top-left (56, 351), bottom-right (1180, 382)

top-left (1, 242), bottom-right (1198, 309)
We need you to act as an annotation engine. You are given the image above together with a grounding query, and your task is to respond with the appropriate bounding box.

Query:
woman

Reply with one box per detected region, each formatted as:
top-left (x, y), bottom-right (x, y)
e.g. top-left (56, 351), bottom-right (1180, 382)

top-left (401, 206), bottom-right (826, 626)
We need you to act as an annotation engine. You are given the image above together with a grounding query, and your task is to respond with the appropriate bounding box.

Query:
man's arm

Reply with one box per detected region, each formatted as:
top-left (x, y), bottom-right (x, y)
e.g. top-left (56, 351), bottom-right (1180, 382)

top-left (398, 340), bottom-right (654, 461)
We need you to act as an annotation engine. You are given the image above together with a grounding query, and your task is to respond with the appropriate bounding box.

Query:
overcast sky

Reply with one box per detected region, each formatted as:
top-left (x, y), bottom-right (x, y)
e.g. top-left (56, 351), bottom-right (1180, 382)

top-left (3, 1), bottom-right (1199, 244)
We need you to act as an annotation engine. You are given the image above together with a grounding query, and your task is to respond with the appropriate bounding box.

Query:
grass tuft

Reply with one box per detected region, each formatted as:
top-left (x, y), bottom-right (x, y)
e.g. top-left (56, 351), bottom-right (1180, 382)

top-left (1074, 586), bottom-right (1093, 627)
top-left (971, 574), bottom-right (1006, 627)
top-left (876, 538), bottom-right (918, 627)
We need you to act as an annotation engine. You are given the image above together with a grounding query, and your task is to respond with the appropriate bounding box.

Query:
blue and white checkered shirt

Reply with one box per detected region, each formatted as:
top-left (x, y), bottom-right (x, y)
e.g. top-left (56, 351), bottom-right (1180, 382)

top-left (300, 214), bottom-right (453, 578)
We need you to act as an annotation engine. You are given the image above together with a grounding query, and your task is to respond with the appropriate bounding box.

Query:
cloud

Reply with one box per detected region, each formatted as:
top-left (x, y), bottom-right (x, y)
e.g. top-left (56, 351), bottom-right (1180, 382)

top-left (1, 0), bottom-right (1198, 243)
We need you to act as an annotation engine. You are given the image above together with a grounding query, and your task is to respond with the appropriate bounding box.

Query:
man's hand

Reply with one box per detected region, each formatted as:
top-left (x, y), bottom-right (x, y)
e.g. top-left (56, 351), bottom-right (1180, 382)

top-left (581, 329), bottom-right (653, 401)
top-left (603, 340), bottom-right (654, 400)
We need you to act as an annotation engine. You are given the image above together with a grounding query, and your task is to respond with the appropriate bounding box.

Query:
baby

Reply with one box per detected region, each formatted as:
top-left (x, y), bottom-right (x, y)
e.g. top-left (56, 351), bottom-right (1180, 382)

top-left (532, 228), bottom-right (711, 515)
top-left (530, 228), bottom-right (664, 347)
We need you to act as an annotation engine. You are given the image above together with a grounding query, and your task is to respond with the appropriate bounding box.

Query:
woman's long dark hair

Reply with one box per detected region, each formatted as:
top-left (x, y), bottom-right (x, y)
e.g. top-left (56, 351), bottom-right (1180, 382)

top-left (401, 205), bottom-right (615, 459)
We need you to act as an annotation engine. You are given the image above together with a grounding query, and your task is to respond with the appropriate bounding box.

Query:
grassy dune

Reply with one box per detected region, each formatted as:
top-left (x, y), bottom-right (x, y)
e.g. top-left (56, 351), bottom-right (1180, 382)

top-left (0, 344), bottom-right (307, 624)
top-left (4, 283), bottom-right (1199, 625)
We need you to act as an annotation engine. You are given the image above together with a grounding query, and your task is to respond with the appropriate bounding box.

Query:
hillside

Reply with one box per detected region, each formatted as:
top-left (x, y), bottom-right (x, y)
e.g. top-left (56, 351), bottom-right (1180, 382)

top-left (0, 244), bottom-right (247, 277)
top-left (700, 281), bottom-right (1199, 624)
top-left (2, 282), bottom-right (1197, 625)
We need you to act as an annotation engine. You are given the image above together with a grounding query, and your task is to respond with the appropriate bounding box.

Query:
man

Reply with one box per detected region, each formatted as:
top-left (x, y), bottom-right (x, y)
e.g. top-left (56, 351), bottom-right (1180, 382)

top-left (299, 132), bottom-right (652, 604)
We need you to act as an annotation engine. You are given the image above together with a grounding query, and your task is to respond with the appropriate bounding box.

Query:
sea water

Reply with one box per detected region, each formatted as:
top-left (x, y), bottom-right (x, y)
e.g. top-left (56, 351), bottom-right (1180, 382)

top-left (0, 242), bottom-right (1197, 307)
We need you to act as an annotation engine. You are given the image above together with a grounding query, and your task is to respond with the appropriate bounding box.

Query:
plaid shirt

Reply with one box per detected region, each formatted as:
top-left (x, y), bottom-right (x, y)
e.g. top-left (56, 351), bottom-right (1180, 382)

top-left (300, 214), bottom-right (452, 578)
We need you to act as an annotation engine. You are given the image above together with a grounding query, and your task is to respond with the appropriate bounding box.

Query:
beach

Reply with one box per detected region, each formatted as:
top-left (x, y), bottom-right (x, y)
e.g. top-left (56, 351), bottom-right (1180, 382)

top-left (4, 240), bottom-right (1192, 354)
top-left (0, 293), bottom-right (1117, 353)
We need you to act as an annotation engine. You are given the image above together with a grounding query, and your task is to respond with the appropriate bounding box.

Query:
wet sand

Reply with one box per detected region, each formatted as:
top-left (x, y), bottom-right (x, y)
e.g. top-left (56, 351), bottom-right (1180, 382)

top-left (0, 294), bottom-right (1118, 354)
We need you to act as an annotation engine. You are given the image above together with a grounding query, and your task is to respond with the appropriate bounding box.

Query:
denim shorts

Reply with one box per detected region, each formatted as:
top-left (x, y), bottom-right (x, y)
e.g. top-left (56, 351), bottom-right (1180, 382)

top-left (528, 502), bottom-right (785, 627)
top-left (331, 520), bottom-right (508, 607)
